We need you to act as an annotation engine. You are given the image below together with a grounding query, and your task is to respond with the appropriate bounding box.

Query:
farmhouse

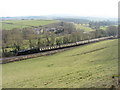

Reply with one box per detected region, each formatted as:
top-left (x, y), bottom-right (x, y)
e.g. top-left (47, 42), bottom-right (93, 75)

top-left (48, 28), bottom-right (57, 32)
top-left (34, 28), bottom-right (44, 34)
top-left (34, 27), bottom-right (64, 34)
top-left (47, 27), bottom-right (64, 34)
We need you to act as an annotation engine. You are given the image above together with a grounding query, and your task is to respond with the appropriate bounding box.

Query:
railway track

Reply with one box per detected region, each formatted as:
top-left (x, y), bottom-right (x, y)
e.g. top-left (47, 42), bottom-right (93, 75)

top-left (0, 36), bottom-right (116, 64)
top-left (1, 47), bottom-right (72, 64)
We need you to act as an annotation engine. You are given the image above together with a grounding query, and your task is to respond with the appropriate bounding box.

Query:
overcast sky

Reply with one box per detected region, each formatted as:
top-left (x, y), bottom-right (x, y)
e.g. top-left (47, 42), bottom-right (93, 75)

top-left (0, 0), bottom-right (119, 17)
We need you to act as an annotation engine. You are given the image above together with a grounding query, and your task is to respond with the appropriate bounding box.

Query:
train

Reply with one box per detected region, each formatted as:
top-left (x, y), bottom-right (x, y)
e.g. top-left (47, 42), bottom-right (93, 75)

top-left (16, 36), bottom-right (116, 56)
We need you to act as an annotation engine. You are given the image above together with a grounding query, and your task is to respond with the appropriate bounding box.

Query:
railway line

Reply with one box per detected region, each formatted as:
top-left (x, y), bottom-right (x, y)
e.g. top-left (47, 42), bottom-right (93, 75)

top-left (0, 36), bottom-right (116, 64)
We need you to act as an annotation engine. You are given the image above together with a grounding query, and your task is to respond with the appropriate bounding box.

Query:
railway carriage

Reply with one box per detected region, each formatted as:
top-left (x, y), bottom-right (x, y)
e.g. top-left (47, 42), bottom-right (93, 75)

top-left (16, 36), bottom-right (115, 56)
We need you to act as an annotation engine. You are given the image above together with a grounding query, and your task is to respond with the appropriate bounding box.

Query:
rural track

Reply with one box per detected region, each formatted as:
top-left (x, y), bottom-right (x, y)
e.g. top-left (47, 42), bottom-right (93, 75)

top-left (0, 47), bottom-right (72, 64)
top-left (0, 37), bottom-right (117, 64)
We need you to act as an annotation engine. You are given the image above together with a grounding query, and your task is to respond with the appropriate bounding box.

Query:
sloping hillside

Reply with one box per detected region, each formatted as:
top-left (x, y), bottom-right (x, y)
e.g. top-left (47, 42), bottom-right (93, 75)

top-left (2, 20), bottom-right (59, 30)
top-left (2, 39), bottom-right (118, 88)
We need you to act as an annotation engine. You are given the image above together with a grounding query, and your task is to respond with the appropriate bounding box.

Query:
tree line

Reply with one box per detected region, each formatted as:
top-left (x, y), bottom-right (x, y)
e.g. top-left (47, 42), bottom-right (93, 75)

top-left (2, 22), bottom-right (118, 57)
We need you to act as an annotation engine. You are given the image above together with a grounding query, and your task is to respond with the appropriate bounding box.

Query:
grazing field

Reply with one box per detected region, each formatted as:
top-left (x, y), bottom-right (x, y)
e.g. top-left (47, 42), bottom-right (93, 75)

top-left (2, 39), bottom-right (118, 88)
top-left (74, 24), bottom-right (94, 32)
top-left (100, 26), bottom-right (108, 30)
top-left (1, 20), bottom-right (59, 30)
top-left (100, 25), bottom-right (118, 31)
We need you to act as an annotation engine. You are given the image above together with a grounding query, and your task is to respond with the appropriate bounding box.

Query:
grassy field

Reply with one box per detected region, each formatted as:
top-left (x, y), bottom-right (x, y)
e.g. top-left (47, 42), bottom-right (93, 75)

top-left (1, 20), bottom-right (59, 30)
top-left (100, 25), bottom-right (118, 31)
top-left (2, 39), bottom-right (118, 88)
top-left (74, 24), bottom-right (95, 32)
top-left (100, 26), bottom-right (108, 30)
top-left (75, 24), bottom-right (116, 31)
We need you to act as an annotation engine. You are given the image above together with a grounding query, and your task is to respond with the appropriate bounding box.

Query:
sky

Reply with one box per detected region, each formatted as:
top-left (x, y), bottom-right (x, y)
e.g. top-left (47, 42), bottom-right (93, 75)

top-left (0, 0), bottom-right (119, 18)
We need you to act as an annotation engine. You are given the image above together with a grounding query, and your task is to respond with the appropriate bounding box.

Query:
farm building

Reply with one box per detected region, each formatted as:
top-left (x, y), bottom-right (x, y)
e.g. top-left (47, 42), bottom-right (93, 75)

top-left (34, 28), bottom-right (44, 34)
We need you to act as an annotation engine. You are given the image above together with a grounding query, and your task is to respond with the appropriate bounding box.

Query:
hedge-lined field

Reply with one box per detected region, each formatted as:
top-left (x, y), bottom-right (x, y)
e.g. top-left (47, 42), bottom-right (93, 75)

top-left (74, 24), bottom-right (95, 32)
top-left (2, 39), bottom-right (118, 88)
top-left (1, 20), bottom-right (59, 30)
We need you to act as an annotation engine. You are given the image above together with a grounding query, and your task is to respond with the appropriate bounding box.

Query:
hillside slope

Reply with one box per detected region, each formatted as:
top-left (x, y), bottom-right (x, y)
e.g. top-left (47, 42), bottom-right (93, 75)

top-left (2, 39), bottom-right (118, 88)
top-left (2, 20), bottom-right (59, 30)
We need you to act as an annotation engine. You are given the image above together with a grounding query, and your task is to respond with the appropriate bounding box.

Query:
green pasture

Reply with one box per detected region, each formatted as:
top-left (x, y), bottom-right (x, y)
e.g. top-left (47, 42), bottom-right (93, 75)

top-left (2, 39), bottom-right (118, 88)
top-left (100, 26), bottom-right (108, 30)
top-left (1, 20), bottom-right (59, 30)
top-left (74, 24), bottom-right (94, 32)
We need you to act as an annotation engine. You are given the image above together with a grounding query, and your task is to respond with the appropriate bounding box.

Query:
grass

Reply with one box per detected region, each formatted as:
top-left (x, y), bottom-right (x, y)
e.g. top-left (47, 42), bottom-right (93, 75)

top-left (2, 39), bottom-right (118, 88)
top-left (100, 25), bottom-right (118, 31)
top-left (1, 20), bottom-right (59, 30)
top-left (100, 26), bottom-right (108, 30)
top-left (74, 24), bottom-right (95, 32)
top-left (75, 24), bottom-right (117, 31)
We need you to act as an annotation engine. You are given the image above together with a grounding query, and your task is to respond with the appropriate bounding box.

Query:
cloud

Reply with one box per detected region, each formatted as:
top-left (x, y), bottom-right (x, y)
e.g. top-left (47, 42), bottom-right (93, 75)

top-left (0, 0), bottom-right (118, 17)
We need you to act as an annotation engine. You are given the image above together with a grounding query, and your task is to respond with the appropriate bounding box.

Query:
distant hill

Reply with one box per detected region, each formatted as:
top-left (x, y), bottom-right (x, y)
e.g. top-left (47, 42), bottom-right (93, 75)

top-left (1, 15), bottom-right (118, 22)
top-left (56, 18), bottom-right (90, 24)
top-left (1, 16), bottom-right (50, 20)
